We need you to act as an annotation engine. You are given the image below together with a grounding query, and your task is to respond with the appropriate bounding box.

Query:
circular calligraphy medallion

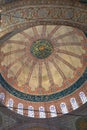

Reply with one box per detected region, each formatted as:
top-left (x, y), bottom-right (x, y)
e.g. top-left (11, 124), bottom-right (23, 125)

top-left (30, 39), bottom-right (53, 59)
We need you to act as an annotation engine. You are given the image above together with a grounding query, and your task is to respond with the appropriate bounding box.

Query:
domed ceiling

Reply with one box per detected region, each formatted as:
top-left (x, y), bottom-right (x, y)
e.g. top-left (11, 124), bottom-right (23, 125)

top-left (0, 25), bottom-right (87, 102)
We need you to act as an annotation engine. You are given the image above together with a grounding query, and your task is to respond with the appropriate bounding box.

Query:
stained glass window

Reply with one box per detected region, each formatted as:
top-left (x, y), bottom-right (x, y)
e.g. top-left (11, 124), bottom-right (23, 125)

top-left (28, 106), bottom-right (34, 117)
top-left (70, 98), bottom-right (78, 110)
top-left (7, 98), bottom-right (14, 110)
top-left (17, 103), bottom-right (23, 115)
top-left (0, 93), bottom-right (5, 103)
top-left (50, 105), bottom-right (57, 117)
top-left (39, 106), bottom-right (46, 118)
top-left (79, 92), bottom-right (87, 104)
top-left (60, 103), bottom-right (68, 114)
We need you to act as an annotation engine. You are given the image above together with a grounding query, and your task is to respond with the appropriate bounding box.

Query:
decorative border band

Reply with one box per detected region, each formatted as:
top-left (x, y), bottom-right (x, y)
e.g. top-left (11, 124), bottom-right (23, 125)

top-left (0, 67), bottom-right (87, 102)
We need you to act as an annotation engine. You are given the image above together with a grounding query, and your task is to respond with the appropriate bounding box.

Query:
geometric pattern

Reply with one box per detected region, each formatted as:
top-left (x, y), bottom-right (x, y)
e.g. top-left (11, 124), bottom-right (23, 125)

top-left (30, 39), bottom-right (53, 59)
top-left (0, 25), bottom-right (87, 102)
top-left (0, 68), bottom-right (87, 102)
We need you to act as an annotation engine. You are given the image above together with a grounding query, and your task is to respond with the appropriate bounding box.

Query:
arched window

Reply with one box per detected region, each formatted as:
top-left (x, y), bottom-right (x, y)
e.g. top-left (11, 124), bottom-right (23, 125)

top-left (50, 105), bottom-right (57, 117)
top-left (7, 98), bottom-right (14, 110)
top-left (28, 106), bottom-right (34, 117)
top-left (39, 106), bottom-right (46, 118)
top-left (60, 102), bottom-right (68, 114)
top-left (0, 93), bottom-right (5, 103)
top-left (70, 98), bottom-right (78, 110)
top-left (79, 92), bottom-right (87, 104)
top-left (17, 103), bottom-right (23, 115)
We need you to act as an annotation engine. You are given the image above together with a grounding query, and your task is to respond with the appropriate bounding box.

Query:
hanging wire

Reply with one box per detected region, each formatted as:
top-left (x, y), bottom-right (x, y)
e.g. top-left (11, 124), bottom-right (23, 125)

top-left (0, 104), bottom-right (87, 117)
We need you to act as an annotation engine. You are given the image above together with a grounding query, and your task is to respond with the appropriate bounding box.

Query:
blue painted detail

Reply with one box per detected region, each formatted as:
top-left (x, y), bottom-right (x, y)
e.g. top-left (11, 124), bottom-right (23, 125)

top-left (0, 68), bottom-right (87, 102)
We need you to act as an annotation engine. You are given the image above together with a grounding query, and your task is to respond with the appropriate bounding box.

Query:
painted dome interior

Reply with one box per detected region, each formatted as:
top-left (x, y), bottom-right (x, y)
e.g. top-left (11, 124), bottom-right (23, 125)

top-left (0, 25), bottom-right (87, 118)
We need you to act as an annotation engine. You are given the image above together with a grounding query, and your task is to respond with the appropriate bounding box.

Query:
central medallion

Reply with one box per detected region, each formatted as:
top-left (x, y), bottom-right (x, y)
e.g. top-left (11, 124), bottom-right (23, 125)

top-left (30, 39), bottom-right (53, 59)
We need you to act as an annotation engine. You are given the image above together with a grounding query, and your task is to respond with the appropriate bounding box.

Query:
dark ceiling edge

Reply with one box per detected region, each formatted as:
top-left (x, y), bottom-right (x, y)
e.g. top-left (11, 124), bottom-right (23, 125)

top-left (1, 102), bottom-right (86, 130)
top-left (79, 0), bottom-right (87, 4)
top-left (1, 0), bottom-right (87, 12)
top-left (84, 32), bottom-right (87, 37)
top-left (0, 102), bottom-right (87, 122)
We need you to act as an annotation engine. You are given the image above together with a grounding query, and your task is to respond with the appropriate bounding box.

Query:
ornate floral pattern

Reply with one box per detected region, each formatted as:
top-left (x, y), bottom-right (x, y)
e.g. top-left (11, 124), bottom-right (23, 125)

top-left (1, 1), bottom-right (87, 38)
top-left (0, 25), bottom-right (87, 102)
top-left (30, 39), bottom-right (53, 59)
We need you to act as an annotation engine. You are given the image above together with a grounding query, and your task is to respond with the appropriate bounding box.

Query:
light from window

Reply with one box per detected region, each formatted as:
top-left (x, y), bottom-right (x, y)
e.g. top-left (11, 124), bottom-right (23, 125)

top-left (7, 98), bottom-right (14, 110)
top-left (39, 106), bottom-right (46, 118)
top-left (70, 98), bottom-right (78, 110)
top-left (28, 106), bottom-right (34, 117)
top-left (60, 102), bottom-right (68, 114)
top-left (79, 92), bottom-right (87, 104)
top-left (50, 105), bottom-right (57, 117)
top-left (0, 93), bottom-right (5, 103)
top-left (17, 103), bottom-right (23, 115)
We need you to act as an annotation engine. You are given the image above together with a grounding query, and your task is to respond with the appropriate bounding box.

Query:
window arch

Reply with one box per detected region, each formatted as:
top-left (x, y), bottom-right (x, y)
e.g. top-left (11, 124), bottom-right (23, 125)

top-left (7, 98), bottom-right (14, 110)
top-left (60, 102), bottom-right (68, 114)
top-left (39, 106), bottom-right (46, 118)
top-left (50, 105), bottom-right (57, 117)
top-left (17, 103), bottom-right (23, 115)
top-left (28, 106), bottom-right (34, 117)
top-left (79, 92), bottom-right (87, 104)
top-left (0, 93), bottom-right (5, 103)
top-left (70, 98), bottom-right (78, 110)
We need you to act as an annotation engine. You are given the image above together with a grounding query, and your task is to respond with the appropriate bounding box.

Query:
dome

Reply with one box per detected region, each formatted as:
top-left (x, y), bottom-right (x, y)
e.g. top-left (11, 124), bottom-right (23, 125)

top-left (0, 25), bottom-right (87, 118)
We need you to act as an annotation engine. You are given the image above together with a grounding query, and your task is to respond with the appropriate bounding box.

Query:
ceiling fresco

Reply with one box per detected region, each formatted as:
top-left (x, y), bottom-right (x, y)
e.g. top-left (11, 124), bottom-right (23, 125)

top-left (0, 25), bottom-right (87, 102)
top-left (0, 0), bottom-right (87, 38)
